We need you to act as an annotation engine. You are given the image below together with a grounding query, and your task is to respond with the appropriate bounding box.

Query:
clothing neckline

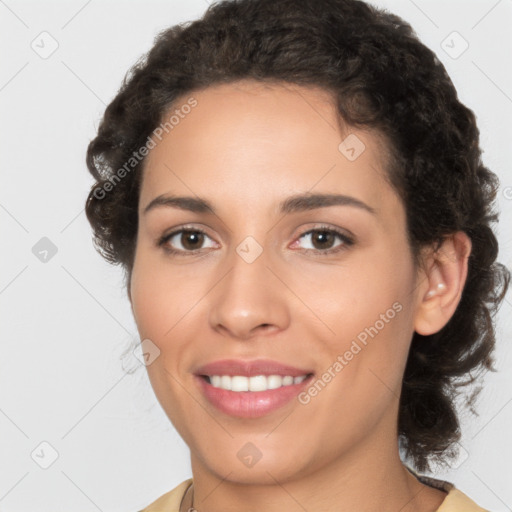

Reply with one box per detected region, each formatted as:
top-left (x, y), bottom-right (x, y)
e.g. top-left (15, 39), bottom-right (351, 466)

top-left (404, 464), bottom-right (454, 494)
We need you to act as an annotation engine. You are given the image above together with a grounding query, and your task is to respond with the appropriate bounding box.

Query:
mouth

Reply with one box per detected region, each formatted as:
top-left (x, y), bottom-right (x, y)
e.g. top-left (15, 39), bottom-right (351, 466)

top-left (198, 373), bottom-right (314, 391)
top-left (193, 359), bottom-right (315, 418)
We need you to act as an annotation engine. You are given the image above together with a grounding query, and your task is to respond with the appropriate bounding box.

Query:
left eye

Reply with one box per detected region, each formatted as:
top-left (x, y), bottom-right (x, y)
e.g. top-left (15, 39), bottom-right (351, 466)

top-left (294, 228), bottom-right (353, 253)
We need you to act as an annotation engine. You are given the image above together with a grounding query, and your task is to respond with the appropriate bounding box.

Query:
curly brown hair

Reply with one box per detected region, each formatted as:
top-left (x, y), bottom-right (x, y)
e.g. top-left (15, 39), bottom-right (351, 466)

top-left (85, 0), bottom-right (510, 472)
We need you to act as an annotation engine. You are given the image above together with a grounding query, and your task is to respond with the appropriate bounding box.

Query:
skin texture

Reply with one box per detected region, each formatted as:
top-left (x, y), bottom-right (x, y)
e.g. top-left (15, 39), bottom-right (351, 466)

top-left (129, 79), bottom-right (471, 512)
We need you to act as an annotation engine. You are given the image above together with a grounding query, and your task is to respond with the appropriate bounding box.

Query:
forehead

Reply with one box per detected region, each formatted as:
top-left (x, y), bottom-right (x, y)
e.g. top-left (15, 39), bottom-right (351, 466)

top-left (139, 80), bottom-right (402, 222)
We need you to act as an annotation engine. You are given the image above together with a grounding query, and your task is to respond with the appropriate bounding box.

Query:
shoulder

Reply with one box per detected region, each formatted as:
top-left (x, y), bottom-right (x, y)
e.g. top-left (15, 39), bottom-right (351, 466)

top-left (438, 487), bottom-right (490, 512)
top-left (405, 465), bottom-right (490, 512)
top-left (137, 478), bottom-right (193, 512)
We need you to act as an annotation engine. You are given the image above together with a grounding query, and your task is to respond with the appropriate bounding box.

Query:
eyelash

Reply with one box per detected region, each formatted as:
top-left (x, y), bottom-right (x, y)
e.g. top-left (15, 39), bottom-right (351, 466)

top-left (157, 225), bottom-right (355, 257)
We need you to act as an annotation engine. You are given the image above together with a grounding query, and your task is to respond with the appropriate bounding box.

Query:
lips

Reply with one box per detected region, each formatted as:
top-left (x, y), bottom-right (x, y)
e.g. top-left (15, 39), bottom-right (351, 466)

top-left (194, 358), bottom-right (314, 377)
top-left (193, 358), bottom-right (315, 418)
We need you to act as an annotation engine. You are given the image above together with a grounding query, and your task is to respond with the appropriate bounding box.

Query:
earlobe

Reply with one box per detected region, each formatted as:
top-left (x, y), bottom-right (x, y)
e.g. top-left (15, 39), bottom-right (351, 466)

top-left (414, 231), bottom-right (472, 336)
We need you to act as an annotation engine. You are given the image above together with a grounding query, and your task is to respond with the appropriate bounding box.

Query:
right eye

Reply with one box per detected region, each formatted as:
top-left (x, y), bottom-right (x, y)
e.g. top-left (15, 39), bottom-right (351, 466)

top-left (158, 227), bottom-right (218, 255)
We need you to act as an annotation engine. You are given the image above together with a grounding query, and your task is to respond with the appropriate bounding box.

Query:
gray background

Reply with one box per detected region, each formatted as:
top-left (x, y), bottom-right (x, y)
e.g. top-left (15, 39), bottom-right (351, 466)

top-left (1, 0), bottom-right (511, 511)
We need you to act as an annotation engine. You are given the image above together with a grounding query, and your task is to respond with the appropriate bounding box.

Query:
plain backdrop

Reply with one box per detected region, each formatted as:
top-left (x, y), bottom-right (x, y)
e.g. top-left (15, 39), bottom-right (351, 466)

top-left (1, 0), bottom-right (511, 511)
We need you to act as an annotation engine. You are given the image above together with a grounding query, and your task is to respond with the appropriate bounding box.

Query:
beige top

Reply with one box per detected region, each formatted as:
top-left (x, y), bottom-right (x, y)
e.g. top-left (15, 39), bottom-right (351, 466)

top-left (139, 468), bottom-right (489, 512)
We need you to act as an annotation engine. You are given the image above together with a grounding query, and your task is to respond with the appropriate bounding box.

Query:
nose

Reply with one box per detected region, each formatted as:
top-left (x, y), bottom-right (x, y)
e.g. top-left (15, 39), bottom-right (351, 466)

top-left (208, 246), bottom-right (290, 341)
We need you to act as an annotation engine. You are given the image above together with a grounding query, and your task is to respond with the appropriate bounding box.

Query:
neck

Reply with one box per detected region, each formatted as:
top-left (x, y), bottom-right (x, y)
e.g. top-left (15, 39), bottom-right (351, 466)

top-left (187, 427), bottom-right (447, 512)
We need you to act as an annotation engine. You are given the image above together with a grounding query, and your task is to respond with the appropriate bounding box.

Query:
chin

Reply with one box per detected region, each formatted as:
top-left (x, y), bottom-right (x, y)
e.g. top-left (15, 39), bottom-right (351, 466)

top-left (195, 445), bottom-right (315, 485)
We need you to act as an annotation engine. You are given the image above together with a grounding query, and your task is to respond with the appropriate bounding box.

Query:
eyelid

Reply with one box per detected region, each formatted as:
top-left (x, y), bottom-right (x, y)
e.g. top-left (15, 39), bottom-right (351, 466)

top-left (291, 223), bottom-right (355, 243)
top-left (159, 223), bottom-right (213, 240)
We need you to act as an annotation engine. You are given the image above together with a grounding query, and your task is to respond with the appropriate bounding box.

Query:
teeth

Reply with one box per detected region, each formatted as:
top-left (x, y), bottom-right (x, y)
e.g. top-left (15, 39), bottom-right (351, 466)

top-left (220, 375), bottom-right (231, 390)
top-left (232, 375), bottom-right (249, 391)
top-left (282, 376), bottom-right (294, 386)
top-left (248, 375), bottom-right (266, 391)
top-left (206, 374), bottom-right (309, 392)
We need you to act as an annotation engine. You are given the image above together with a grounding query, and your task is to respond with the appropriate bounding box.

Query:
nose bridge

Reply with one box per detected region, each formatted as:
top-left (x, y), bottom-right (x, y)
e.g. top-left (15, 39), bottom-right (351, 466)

top-left (208, 236), bottom-right (289, 338)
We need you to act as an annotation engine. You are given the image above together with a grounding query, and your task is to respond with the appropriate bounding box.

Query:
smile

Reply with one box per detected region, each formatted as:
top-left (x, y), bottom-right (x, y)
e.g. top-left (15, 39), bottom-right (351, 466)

top-left (195, 372), bottom-right (314, 418)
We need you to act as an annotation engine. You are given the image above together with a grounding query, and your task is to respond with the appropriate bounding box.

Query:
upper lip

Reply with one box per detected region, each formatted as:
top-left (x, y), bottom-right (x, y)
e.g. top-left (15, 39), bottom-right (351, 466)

top-left (195, 359), bottom-right (314, 377)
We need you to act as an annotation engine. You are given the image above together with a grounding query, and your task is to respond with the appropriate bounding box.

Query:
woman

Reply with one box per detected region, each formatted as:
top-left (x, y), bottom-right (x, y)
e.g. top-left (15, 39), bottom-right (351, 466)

top-left (85, 0), bottom-right (510, 510)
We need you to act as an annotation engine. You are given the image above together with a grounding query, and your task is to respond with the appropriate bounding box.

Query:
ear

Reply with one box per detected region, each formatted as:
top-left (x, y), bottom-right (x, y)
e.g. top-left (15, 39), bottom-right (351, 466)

top-left (413, 231), bottom-right (472, 336)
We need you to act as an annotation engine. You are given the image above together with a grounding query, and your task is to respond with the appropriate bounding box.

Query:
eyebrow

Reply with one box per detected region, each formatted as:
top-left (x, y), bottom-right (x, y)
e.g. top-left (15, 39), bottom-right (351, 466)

top-left (143, 192), bottom-right (376, 216)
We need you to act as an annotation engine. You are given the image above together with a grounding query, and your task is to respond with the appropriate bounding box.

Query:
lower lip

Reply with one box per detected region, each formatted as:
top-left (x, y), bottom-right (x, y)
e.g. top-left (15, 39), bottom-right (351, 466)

top-left (195, 375), bottom-right (314, 418)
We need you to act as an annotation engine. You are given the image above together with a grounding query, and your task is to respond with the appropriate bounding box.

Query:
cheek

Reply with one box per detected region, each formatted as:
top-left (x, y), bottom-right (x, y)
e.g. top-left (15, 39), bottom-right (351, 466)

top-left (129, 252), bottom-right (215, 401)
top-left (130, 250), bottom-right (205, 339)
top-left (305, 241), bottom-right (413, 334)
top-left (130, 274), bottom-right (167, 340)
top-left (130, 257), bottom-right (201, 435)
top-left (313, 240), bottom-right (416, 387)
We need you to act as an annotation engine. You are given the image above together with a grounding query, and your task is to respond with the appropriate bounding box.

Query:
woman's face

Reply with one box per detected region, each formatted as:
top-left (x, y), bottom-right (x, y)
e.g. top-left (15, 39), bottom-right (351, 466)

top-left (129, 80), bottom-right (427, 483)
